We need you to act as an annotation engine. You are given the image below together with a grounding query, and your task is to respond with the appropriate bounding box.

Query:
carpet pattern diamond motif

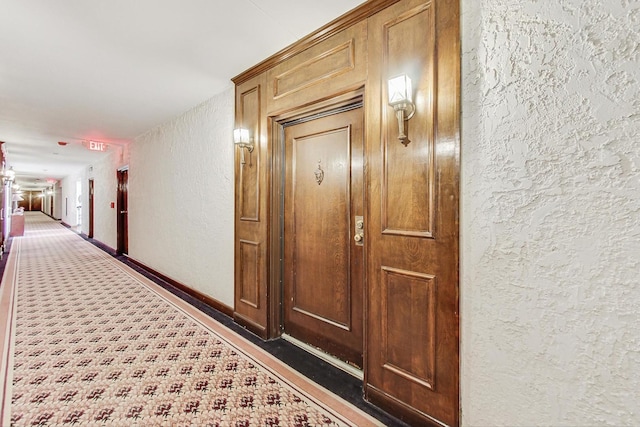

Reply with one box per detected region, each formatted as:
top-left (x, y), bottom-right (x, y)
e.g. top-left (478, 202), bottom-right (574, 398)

top-left (0, 213), bottom-right (380, 426)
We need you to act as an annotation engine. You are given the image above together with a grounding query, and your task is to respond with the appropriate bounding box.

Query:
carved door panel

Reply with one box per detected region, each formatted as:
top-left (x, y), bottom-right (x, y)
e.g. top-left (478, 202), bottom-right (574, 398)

top-left (283, 107), bottom-right (364, 367)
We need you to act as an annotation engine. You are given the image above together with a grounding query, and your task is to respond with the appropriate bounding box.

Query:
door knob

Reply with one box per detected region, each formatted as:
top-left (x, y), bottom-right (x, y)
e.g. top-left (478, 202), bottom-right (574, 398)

top-left (354, 234), bottom-right (363, 242)
top-left (120, 210), bottom-right (128, 214)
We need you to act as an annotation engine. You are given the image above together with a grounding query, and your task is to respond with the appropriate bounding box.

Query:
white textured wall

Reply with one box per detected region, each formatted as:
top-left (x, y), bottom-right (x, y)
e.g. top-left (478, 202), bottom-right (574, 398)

top-left (461, 0), bottom-right (640, 425)
top-left (129, 86), bottom-right (235, 307)
top-left (60, 174), bottom-right (81, 226)
top-left (83, 148), bottom-right (127, 249)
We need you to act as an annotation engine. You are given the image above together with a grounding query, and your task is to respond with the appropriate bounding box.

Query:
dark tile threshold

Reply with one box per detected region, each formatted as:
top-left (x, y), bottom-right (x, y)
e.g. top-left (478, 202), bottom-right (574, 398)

top-left (61, 231), bottom-right (410, 426)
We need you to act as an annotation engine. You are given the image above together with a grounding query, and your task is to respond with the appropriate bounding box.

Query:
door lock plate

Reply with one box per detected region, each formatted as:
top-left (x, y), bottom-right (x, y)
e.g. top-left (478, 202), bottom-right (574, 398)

top-left (354, 215), bottom-right (364, 246)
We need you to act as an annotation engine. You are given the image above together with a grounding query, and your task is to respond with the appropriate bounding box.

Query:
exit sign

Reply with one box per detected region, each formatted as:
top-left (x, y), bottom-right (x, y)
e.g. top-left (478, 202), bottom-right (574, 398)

top-left (88, 141), bottom-right (107, 151)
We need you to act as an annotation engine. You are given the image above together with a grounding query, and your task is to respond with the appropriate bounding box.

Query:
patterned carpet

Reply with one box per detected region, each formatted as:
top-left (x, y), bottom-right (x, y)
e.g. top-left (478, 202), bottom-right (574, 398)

top-left (0, 213), bottom-right (381, 426)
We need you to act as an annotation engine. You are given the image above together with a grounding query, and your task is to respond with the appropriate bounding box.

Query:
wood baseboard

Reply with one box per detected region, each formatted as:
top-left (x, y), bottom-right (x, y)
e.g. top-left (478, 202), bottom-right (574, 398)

top-left (126, 257), bottom-right (234, 317)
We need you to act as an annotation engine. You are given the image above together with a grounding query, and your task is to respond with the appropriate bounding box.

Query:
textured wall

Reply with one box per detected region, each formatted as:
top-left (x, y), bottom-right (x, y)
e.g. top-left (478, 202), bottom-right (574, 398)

top-left (60, 173), bottom-right (81, 226)
top-left (129, 86), bottom-right (235, 307)
top-left (461, 0), bottom-right (640, 425)
top-left (82, 148), bottom-right (127, 250)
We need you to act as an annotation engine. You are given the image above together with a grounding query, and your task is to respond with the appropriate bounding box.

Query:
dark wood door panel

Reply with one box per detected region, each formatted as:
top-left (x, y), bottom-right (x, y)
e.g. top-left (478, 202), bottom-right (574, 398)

top-left (88, 179), bottom-right (94, 239)
top-left (291, 128), bottom-right (350, 327)
top-left (32, 193), bottom-right (42, 212)
top-left (117, 169), bottom-right (129, 255)
top-left (284, 106), bottom-right (364, 367)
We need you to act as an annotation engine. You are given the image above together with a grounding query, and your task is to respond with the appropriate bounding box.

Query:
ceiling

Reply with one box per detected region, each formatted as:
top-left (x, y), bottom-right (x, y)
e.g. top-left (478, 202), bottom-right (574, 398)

top-left (0, 0), bottom-right (365, 190)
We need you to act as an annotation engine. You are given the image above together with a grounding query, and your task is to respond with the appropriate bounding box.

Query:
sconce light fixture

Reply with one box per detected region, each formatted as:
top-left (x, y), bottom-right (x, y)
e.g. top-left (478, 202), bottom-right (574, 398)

top-left (233, 128), bottom-right (254, 165)
top-left (388, 74), bottom-right (415, 143)
top-left (2, 166), bottom-right (16, 185)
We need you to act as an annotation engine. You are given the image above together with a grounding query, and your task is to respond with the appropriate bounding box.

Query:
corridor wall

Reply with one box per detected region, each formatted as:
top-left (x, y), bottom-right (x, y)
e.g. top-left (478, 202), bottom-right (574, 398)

top-left (128, 87), bottom-right (235, 308)
top-left (460, 0), bottom-right (640, 425)
top-left (82, 147), bottom-right (127, 250)
top-left (60, 173), bottom-right (82, 227)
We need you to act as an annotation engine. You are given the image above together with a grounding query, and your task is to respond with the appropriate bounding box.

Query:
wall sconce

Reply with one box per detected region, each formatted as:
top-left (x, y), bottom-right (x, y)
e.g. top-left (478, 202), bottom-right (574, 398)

top-left (233, 128), bottom-right (254, 165)
top-left (2, 166), bottom-right (15, 185)
top-left (388, 74), bottom-right (416, 144)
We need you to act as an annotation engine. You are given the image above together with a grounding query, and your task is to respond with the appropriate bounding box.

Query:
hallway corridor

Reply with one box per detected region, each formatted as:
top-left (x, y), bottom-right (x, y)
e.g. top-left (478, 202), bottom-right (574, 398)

top-left (0, 213), bottom-right (382, 426)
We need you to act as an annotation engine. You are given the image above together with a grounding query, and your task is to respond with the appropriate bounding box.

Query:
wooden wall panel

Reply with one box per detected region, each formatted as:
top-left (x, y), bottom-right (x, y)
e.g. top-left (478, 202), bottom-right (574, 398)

top-left (365, 0), bottom-right (459, 426)
top-left (234, 74), bottom-right (269, 338)
top-left (381, 267), bottom-right (436, 389)
top-left (273, 41), bottom-right (355, 100)
top-left (382, 4), bottom-right (435, 238)
top-left (239, 240), bottom-right (260, 308)
top-left (239, 86), bottom-right (261, 221)
top-left (266, 22), bottom-right (367, 113)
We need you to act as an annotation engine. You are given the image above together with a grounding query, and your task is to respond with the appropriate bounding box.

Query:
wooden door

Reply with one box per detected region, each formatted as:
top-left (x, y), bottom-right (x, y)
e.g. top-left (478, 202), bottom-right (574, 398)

top-left (88, 179), bottom-right (94, 238)
top-left (32, 192), bottom-right (41, 212)
top-left (117, 169), bottom-right (129, 255)
top-left (283, 106), bottom-right (364, 367)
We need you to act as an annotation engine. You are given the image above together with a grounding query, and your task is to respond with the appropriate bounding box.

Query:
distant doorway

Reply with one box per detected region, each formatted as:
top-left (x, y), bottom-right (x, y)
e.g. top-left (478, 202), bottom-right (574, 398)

top-left (88, 179), bottom-right (94, 238)
top-left (32, 192), bottom-right (42, 212)
top-left (117, 169), bottom-right (128, 255)
top-left (76, 180), bottom-right (82, 226)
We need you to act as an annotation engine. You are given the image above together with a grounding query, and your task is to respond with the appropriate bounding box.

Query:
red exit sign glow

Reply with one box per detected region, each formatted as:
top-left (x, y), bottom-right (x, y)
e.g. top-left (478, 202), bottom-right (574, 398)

top-left (88, 141), bottom-right (107, 151)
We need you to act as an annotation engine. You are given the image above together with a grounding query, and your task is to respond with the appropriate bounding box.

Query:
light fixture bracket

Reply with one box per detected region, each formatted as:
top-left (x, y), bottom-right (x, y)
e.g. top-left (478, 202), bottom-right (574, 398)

top-left (233, 128), bottom-right (254, 165)
top-left (387, 74), bottom-right (416, 144)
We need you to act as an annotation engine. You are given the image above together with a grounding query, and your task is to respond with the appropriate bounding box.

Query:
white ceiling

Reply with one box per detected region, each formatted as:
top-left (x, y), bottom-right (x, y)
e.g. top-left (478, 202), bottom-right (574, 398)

top-left (0, 0), bottom-right (365, 190)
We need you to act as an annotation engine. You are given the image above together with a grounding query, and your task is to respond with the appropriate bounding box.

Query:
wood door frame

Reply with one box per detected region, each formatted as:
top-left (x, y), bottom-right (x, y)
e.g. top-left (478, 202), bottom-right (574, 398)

top-left (267, 90), bottom-right (365, 338)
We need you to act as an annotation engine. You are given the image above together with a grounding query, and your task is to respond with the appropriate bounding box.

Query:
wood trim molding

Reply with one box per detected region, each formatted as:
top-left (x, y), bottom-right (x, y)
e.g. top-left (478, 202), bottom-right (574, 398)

top-left (126, 257), bottom-right (234, 317)
top-left (231, 0), bottom-right (402, 85)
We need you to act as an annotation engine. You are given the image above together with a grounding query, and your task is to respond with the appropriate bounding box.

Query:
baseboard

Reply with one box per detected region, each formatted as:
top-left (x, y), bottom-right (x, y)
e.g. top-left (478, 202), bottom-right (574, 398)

top-left (80, 235), bottom-right (116, 256)
top-left (126, 257), bottom-right (234, 318)
top-left (43, 212), bottom-right (60, 221)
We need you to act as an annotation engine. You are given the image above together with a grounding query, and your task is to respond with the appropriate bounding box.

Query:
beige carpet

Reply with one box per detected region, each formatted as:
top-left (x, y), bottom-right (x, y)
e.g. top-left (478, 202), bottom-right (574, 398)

top-left (0, 213), bottom-right (381, 426)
